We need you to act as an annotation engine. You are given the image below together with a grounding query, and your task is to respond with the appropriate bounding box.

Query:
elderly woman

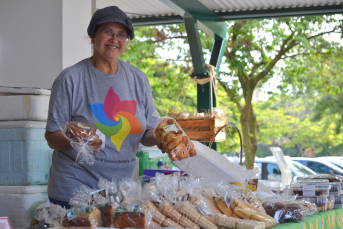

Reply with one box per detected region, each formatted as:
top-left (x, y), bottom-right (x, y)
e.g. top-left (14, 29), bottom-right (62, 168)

top-left (45, 6), bottom-right (159, 208)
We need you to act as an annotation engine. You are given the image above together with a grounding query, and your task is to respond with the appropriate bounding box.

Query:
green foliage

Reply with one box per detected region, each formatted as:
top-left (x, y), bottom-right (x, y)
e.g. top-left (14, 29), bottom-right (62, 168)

top-left (119, 15), bottom-right (343, 160)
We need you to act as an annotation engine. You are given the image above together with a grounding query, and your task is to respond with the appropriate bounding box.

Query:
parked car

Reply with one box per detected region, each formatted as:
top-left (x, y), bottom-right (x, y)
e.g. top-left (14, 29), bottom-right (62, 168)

top-left (318, 157), bottom-right (343, 169)
top-left (254, 157), bottom-right (316, 182)
top-left (290, 157), bottom-right (343, 176)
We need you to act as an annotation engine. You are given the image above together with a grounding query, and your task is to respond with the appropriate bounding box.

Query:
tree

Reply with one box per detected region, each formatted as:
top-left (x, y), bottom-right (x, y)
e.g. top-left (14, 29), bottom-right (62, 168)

top-left (256, 95), bottom-right (343, 156)
top-left (121, 16), bottom-right (343, 168)
top-left (207, 16), bottom-right (343, 168)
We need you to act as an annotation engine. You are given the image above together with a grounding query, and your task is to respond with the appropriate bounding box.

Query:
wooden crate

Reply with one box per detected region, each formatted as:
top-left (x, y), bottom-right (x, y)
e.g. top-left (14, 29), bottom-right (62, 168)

top-left (176, 118), bottom-right (226, 142)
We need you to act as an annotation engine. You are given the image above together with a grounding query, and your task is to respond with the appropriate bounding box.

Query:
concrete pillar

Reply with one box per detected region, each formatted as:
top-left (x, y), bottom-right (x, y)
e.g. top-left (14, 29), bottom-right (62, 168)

top-left (0, 0), bottom-right (92, 89)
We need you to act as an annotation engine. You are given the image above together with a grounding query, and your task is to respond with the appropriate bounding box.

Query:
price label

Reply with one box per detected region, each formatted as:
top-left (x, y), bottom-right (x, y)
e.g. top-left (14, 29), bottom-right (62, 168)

top-left (302, 185), bottom-right (315, 196)
top-left (0, 217), bottom-right (12, 229)
top-left (162, 123), bottom-right (178, 133)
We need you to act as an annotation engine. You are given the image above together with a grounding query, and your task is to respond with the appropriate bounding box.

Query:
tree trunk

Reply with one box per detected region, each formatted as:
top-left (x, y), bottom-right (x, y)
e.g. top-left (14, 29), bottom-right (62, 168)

top-left (241, 103), bottom-right (259, 169)
top-left (296, 144), bottom-right (303, 157)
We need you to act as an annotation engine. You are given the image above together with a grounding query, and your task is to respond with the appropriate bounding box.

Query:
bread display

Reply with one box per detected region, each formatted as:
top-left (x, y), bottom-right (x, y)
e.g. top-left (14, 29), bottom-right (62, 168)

top-left (154, 117), bottom-right (197, 161)
top-left (65, 121), bottom-right (104, 150)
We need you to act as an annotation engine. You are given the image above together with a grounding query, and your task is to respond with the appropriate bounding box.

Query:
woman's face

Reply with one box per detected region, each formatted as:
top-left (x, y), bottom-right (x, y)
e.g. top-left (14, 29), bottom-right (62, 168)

top-left (92, 23), bottom-right (128, 62)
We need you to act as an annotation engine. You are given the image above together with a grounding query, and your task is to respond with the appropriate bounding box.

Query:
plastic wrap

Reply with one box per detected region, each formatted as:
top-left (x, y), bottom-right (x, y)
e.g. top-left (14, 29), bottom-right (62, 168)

top-left (112, 204), bottom-right (153, 228)
top-left (153, 116), bottom-right (197, 161)
top-left (175, 200), bottom-right (218, 229)
top-left (98, 177), bottom-right (120, 203)
top-left (213, 214), bottom-right (266, 229)
top-left (190, 194), bottom-right (222, 215)
top-left (63, 121), bottom-right (105, 165)
top-left (290, 179), bottom-right (330, 196)
top-left (33, 202), bottom-right (66, 228)
top-left (98, 202), bottom-right (121, 227)
top-left (230, 197), bottom-right (276, 228)
top-left (62, 206), bottom-right (102, 227)
top-left (119, 177), bottom-right (143, 204)
top-left (294, 199), bottom-right (318, 215)
top-left (263, 199), bottom-right (310, 224)
top-left (69, 185), bottom-right (108, 207)
top-left (296, 196), bottom-right (329, 212)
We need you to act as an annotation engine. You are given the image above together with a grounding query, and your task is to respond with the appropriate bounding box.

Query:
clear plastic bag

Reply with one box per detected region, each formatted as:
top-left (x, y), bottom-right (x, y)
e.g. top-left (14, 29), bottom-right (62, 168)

top-left (112, 204), bottom-right (153, 228)
top-left (262, 199), bottom-right (310, 224)
top-left (63, 121), bottom-right (105, 166)
top-left (34, 202), bottom-right (66, 228)
top-left (62, 205), bottom-right (102, 227)
top-left (153, 116), bottom-right (197, 161)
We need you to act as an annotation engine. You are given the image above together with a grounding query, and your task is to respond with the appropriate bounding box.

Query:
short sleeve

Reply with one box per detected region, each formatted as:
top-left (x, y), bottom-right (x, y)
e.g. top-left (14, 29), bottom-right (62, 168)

top-left (142, 77), bottom-right (160, 130)
top-left (46, 73), bottom-right (73, 133)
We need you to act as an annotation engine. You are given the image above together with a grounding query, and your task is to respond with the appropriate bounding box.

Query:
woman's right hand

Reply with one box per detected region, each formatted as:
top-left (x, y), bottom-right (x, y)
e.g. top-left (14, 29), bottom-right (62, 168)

top-left (45, 130), bottom-right (74, 151)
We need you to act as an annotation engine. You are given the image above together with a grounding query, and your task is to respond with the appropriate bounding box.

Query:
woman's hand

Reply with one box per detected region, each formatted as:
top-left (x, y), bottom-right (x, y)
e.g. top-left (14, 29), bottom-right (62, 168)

top-left (45, 130), bottom-right (74, 151)
top-left (141, 129), bottom-right (158, 147)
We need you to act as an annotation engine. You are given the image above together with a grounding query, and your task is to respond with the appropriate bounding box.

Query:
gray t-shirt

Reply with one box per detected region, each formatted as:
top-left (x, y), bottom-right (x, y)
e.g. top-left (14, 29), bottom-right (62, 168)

top-left (46, 58), bottom-right (159, 202)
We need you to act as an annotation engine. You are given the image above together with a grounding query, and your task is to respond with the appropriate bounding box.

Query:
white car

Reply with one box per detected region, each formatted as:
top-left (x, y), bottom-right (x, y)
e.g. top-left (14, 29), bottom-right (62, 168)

top-left (318, 157), bottom-right (343, 169)
top-left (254, 157), bottom-right (316, 182)
top-left (290, 157), bottom-right (343, 176)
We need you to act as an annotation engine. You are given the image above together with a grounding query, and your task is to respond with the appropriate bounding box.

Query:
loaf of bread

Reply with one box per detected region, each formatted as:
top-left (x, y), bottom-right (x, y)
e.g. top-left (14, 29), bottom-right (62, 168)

top-left (62, 207), bottom-right (102, 227)
top-left (154, 117), bottom-right (197, 161)
top-left (113, 212), bottom-right (146, 228)
top-left (98, 203), bottom-right (120, 227)
top-left (65, 121), bottom-right (103, 149)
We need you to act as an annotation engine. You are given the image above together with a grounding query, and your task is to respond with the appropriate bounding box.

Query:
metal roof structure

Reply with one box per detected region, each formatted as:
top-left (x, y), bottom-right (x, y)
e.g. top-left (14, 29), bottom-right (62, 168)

top-left (97, 0), bottom-right (343, 26)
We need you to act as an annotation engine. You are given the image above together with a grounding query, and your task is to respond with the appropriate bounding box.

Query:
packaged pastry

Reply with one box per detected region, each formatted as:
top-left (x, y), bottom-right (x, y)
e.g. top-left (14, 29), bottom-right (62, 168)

top-left (154, 117), bottom-right (197, 161)
top-left (296, 196), bottom-right (328, 212)
top-left (263, 200), bottom-right (308, 224)
top-left (98, 202), bottom-right (120, 227)
top-left (63, 121), bottom-right (105, 165)
top-left (62, 206), bottom-right (102, 227)
top-left (290, 179), bottom-right (330, 196)
top-left (112, 204), bottom-right (151, 228)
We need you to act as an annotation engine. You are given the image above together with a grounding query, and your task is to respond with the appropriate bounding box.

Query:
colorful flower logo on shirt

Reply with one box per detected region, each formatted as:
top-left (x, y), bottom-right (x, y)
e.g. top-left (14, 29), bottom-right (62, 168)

top-left (89, 87), bottom-right (142, 151)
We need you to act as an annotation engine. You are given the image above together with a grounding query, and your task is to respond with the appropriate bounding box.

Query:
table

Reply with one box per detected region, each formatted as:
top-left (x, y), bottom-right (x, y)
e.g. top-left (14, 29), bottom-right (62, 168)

top-left (273, 209), bottom-right (343, 229)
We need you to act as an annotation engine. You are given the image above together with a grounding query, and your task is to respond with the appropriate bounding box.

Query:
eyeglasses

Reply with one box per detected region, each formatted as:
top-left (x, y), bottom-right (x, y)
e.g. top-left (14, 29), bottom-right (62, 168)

top-left (98, 29), bottom-right (128, 41)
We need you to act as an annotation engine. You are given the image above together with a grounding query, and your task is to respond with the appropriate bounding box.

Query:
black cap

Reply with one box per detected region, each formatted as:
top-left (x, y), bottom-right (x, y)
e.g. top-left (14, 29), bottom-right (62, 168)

top-left (87, 6), bottom-right (134, 40)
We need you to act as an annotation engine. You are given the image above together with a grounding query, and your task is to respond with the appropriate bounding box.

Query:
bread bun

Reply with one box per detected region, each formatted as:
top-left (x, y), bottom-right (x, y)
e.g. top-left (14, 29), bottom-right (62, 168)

top-left (65, 122), bottom-right (102, 149)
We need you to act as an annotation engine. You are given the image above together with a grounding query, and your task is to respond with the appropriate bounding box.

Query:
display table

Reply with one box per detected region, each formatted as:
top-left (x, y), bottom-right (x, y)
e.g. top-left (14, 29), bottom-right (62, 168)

top-left (273, 209), bottom-right (343, 229)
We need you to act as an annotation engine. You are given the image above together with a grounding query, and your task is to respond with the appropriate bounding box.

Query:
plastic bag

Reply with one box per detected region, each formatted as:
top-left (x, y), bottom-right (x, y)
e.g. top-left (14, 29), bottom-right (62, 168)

top-left (69, 185), bottom-right (108, 207)
top-left (262, 199), bottom-right (310, 224)
top-left (153, 116), bottom-right (197, 161)
top-left (63, 121), bottom-right (105, 166)
top-left (119, 177), bottom-right (143, 204)
top-left (112, 204), bottom-right (153, 228)
top-left (98, 177), bottom-right (120, 203)
top-left (33, 202), bottom-right (66, 228)
top-left (62, 205), bottom-right (102, 227)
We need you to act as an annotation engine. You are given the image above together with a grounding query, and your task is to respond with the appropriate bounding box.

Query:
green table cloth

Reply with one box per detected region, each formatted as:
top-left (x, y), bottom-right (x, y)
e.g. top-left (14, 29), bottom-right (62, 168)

top-left (274, 209), bottom-right (343, 229)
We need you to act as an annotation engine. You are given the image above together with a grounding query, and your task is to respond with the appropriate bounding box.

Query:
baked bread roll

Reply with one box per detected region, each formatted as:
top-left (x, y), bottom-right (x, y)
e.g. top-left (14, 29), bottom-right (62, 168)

top-left (65, 121), bottom-right (103, 149)
top-left (154, 117), bottom-right (197, 160)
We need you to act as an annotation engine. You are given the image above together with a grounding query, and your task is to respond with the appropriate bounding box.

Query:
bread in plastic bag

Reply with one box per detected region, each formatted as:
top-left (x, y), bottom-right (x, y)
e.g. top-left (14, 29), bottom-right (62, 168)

top-left (112, 204), bottom-right (152, 228)
top-left (153, 116), bottom-right (197, 160)
top-left (63, 121), bottom-right (105, 166)
top-left (62, 206), bottom-right (102, 227)
top-left (262, 199), bottom-right (309, 224)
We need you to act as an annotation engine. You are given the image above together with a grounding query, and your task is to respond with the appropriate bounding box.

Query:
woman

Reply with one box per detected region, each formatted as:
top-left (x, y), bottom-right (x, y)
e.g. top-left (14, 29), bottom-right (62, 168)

top-left (45, 6), bottom-right (159, 208)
